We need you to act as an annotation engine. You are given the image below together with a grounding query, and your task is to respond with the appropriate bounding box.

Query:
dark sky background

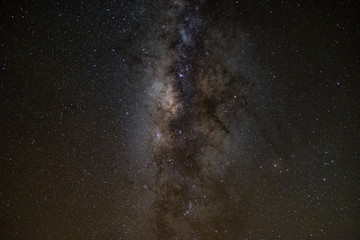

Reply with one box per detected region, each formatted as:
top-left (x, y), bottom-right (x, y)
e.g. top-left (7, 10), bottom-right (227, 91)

top-left (1, 0), bottom-right (359, 239)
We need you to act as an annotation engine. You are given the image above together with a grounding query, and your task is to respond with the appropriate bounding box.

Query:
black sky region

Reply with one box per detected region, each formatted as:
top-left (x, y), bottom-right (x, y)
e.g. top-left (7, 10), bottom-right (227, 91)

top-left (1, 0), bottom-right (360, 239)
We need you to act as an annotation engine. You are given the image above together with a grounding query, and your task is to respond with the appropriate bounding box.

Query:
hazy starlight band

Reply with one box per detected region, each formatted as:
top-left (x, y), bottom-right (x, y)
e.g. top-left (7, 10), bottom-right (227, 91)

top-left (2, 0), bottom-right (358, 239)
top-left (148, 1), bottom-right (256, 238)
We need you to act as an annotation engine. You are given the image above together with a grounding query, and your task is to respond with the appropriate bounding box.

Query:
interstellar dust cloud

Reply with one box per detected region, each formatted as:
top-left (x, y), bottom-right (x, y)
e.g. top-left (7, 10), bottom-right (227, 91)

top-left (131, 1), bottom-right (279, 238)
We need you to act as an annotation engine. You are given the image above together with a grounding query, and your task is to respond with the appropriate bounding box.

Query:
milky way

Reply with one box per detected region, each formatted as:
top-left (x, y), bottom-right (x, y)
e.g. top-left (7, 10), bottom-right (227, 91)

top-left (149, 1), bottom-right (237, 237)
top-left (137, 1), bottom-right (279, 238)
top-left (2, 1), bottom-right (359, 239)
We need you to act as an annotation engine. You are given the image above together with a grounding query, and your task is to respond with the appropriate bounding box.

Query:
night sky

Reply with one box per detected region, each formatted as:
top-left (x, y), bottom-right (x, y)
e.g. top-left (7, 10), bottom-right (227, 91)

top-left (1, 1), bottom-right (360, 239)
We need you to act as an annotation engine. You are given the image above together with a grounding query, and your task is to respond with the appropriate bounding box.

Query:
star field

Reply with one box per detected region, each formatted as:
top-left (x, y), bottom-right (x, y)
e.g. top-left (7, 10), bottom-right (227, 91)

top-left (1, 1), bottom-right (359, 239)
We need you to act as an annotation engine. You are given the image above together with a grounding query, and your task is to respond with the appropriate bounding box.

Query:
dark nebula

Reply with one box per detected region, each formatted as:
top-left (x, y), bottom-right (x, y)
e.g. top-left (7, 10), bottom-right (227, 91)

top-left (147, 2), bottom-right (258, 238)
top-left (1, 0), bottom-right (359, 239)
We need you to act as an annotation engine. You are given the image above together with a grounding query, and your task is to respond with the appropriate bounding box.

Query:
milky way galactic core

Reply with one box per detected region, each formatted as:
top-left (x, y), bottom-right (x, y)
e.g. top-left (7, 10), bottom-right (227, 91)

top-left (1, 0), bottom-right (359, 239)
top-left (141, 2), bottom-right (268, 238)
